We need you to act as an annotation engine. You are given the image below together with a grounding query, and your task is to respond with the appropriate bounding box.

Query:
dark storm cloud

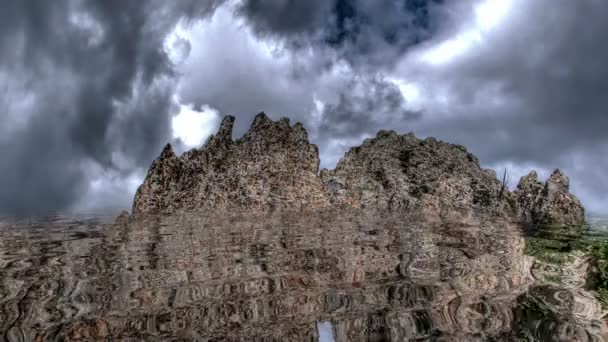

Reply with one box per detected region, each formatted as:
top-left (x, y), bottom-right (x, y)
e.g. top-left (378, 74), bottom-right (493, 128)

top-left (413, 0), bottom-right (608, 165)
top-left (0, 0), bottom-right (223, 214)
top-left (238, 0), bottom-right (450, 67)
top-left (318, 76), bottom-right (421, 139)
top-left (238, 0), bottom-right (333, 36)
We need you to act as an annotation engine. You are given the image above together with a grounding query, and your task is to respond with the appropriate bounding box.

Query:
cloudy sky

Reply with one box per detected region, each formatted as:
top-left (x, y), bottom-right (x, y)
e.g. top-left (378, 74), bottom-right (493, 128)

top-left (1, 0), bottom-right (606, 215)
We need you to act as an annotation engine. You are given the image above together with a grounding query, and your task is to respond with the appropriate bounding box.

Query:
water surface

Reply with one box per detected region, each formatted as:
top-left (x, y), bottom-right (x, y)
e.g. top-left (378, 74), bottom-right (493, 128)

top-left (0, 211), bottom-right (607, 341)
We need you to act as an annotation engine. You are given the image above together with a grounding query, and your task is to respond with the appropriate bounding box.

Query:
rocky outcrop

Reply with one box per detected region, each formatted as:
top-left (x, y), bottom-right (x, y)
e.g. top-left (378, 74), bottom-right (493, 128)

top-left (320, 130), bottom-right (514, 216)
top-left (132, 114), bottom-right (585, 226)
top-left (132, 113), bottom-right (330, 215)
top-left (514, 169), bottom-right (585, 226)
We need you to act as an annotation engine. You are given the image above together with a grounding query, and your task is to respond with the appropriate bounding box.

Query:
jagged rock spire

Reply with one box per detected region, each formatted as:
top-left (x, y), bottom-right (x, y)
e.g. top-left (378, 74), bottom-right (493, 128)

top-left (514, 169), bottom-right (584, 226)
top-left (251, 112), bottom-right (272, 129)
top-left (132, 113), bottom-right (327, 216)
top-left (547, 169), bottom-right (569, 192)
top-left (216, 115), bottom-right (235, 140)
top-left (132, 113), bottom-right (586, 227)
top-left (159, 143), bottom-right (175, 159)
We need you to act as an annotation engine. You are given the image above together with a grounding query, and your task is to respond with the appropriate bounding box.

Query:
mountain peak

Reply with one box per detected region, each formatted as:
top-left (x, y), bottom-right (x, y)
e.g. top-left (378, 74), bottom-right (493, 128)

top-left (132, 113), bottom-right (585, 226)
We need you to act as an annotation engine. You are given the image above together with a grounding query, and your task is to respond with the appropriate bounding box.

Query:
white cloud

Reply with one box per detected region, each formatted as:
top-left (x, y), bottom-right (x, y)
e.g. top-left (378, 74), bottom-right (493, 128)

top-left (172, 101), bottom-right (220, 147)
top-left (419, 0), bottom-right (515, 65)
top-left (386, 76), bottom-right (422, 110)
top-left (475, 0), bottom-right (515, 32)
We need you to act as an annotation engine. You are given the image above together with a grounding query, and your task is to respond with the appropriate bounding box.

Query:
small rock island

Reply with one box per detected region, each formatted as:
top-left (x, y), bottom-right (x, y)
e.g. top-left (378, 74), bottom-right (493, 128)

top-left (132, 112), bottom-right (584, 226)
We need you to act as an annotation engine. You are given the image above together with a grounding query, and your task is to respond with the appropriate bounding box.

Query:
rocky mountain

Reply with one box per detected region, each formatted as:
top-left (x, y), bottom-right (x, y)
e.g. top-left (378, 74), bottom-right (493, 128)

top-left (132, 113), bottom-right (585, 226)
top-left (132, 114), bottom-right (329, 215)
top-left (320, 130), bottom-right (513, 216)
top-left (514, 169), bottom-right (585, 226)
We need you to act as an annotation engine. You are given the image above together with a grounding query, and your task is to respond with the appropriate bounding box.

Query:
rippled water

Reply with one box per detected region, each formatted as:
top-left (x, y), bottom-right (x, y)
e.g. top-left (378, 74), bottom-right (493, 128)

top-left (0, 211), bottom-right (607, 341)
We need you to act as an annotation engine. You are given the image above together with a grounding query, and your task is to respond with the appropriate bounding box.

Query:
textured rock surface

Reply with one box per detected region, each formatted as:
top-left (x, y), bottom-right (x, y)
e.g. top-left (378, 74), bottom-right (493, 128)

top-left (132, 113), bottom-right (329, 215)
top-left (514, 169), bottom-right (585, 226)
top-left (320, 130), bottom-right (514, 217)
top-left (133, 114), bottom-right (584, 225)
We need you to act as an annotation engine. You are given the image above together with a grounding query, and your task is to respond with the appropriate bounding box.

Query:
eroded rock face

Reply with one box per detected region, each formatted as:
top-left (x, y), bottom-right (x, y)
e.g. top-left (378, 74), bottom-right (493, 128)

top-left (133, 114), bottom-right (584, 226)
top-left (514, 169), bottom-right (585, 226)
top-left (132, 113), bottom-right (330, 215)
top-left (320, 130), bottom-right (515, 217)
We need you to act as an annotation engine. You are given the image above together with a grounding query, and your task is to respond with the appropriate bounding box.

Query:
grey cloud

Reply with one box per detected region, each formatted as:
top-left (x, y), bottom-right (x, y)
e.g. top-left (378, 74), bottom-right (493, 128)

top-left (107, 77), bottom-right (178, 170)
top-left (0, 0), bottom-right (223, 214)
top-left (168, 37), bottom-right (192, 65)
top-left (391, 0), bottom-right (608, 212)
top-left (3, 0), bottom-right (607, 215)
top-left (238, 0), bottom-right (333, 37)
top-left (237, 0), bottom-right (452, 68)
top-left (318, 75), bottom-right (421, 139)
top-left (0, 109), bottom-right (85, 214)
top-left (422, 0), bottom-right (607, 162)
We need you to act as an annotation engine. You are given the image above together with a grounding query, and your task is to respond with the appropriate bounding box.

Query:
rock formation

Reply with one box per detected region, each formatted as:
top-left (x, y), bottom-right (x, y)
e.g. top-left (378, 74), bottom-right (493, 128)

top-left (132, 113), bottom-right (329, 215)
top-left (514, 169), bottom-right (585, 226)
top-left (132, 113), bottom-right (585, 226)
top-left (320, 130), bottom-right (513, 216)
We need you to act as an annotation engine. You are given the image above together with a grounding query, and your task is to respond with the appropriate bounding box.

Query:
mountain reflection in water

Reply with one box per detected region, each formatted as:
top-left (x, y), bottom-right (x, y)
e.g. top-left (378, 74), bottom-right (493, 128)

top-left (0, 211), bottom-right (606, 341)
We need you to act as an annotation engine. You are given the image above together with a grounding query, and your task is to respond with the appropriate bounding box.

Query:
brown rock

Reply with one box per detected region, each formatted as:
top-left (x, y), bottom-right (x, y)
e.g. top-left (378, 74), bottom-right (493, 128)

top-left (132, 113), bottom-right (330, 216)
top-left (114, 210), bottom-right (131, 226)
top-left (132, 114), bottom-right (584, 226)
top-left (320, 130), bottom-right (515, 217)
top-left (514, 169), bottom-right (585, 226)
top-left (63, 319), bottom-right (109, 341)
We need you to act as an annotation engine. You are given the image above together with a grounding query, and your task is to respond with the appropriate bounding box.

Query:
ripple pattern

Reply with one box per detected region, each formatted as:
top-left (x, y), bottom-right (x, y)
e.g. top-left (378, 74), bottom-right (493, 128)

top-left (0, 211), bottom-right (606, 341)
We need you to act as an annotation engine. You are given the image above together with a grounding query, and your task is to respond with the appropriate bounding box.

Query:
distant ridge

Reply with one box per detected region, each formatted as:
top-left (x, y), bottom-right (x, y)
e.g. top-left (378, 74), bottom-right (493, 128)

top-left (132, 112), bottom-right (584, 226)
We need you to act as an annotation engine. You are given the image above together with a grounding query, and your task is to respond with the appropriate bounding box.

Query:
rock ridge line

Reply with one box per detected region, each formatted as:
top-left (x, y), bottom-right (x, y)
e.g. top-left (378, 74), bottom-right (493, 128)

top-left (132, 113), bottom-right (584, 226)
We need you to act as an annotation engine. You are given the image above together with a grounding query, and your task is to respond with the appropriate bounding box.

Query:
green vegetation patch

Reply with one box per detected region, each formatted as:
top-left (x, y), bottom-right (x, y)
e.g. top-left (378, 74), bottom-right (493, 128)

top-left (523, 224), bottom-right (584, 264)
top-left (524, 236), bottom-right (575, 264)
top-left (524, 224), bottom-right (608, 311)
top-left (582, 239), bottom-right (608, 307)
